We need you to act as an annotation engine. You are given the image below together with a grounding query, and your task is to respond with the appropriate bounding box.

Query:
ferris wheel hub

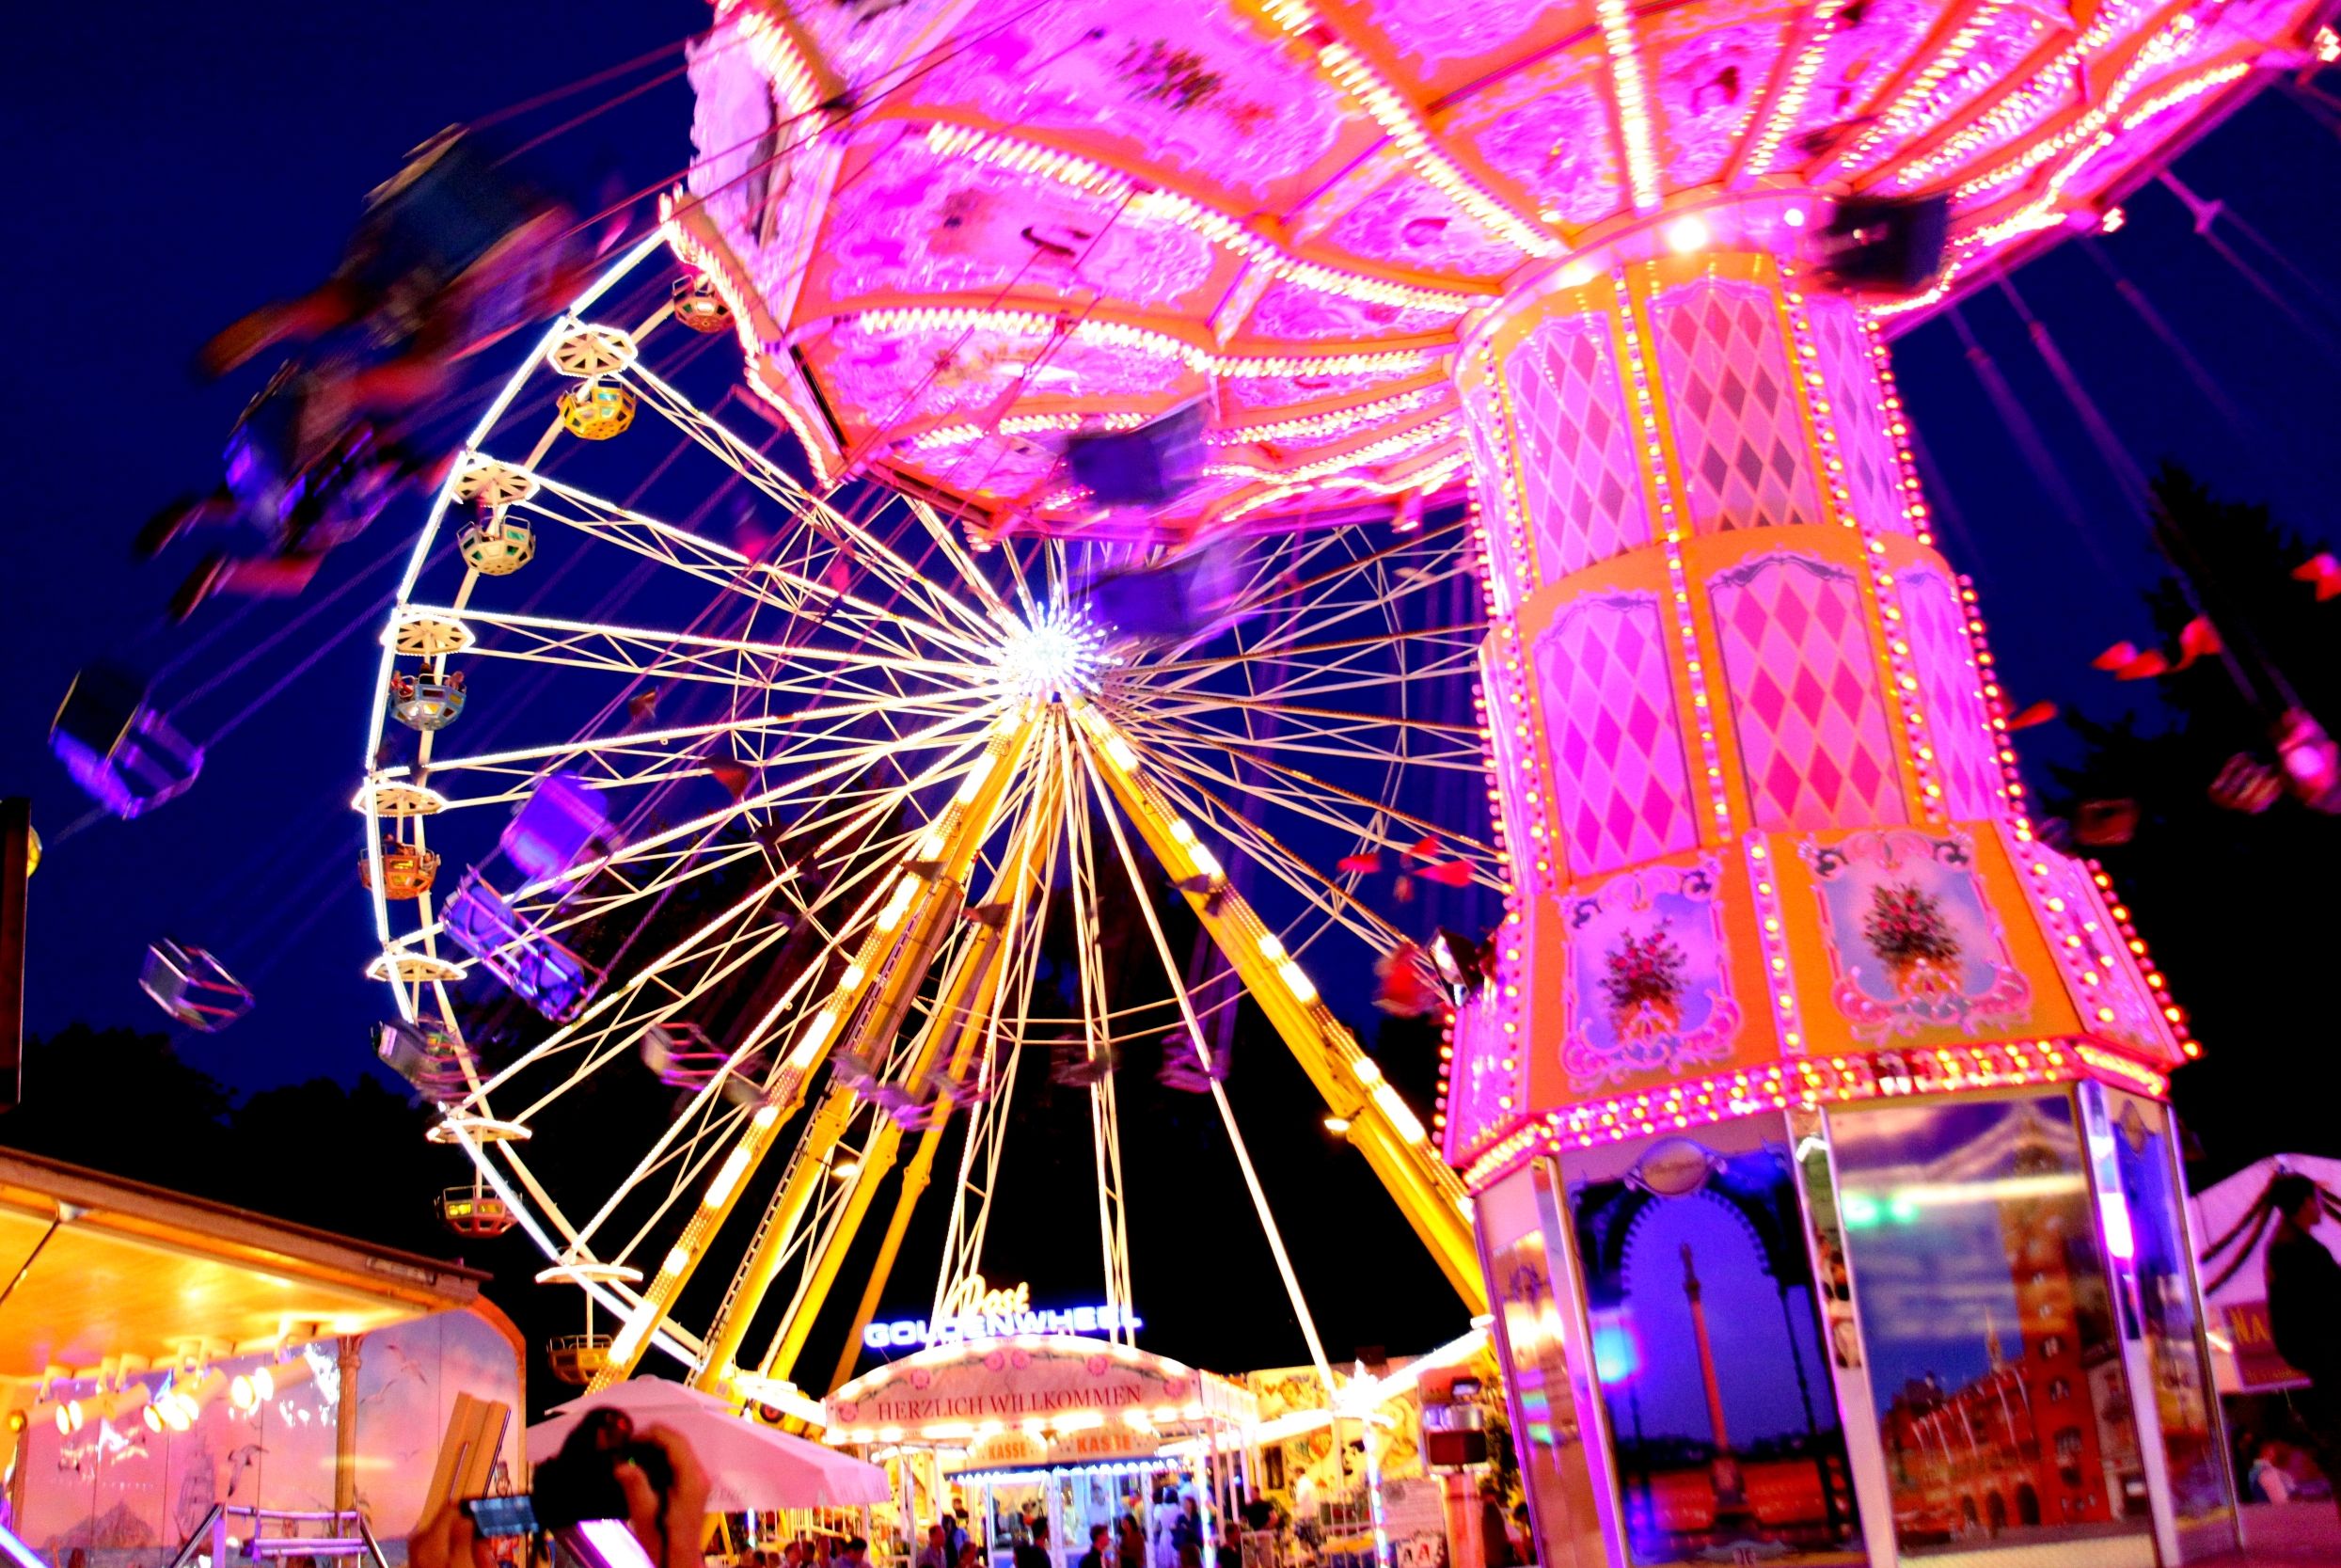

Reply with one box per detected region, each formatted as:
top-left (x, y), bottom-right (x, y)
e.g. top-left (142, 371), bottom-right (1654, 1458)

top-left (993, 604), bottom-right (1105, 702)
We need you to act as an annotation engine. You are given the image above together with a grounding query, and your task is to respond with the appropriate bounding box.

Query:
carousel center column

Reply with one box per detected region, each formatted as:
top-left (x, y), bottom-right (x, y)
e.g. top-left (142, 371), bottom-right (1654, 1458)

top-left (1437, 236), bottom-right (2203, 1568)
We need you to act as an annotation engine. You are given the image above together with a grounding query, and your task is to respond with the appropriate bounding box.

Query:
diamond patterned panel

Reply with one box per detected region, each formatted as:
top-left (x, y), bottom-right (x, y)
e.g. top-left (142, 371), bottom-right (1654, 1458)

top-left (1898, 564), bottom-right (2002, 820)
top-left (1504, 314), bottom-right (1653, 583)
top-left (1651, 278), bottom-right (1823, 535)
top-left (1460, 376), bottom-right (1531, 594)
top-left (1440, 988), bottom-right (1526, 1164)
top-left (1532, 592), bottom-right (1700, 878)
top-left (1806, 295), bottom-right (1913, 535)
top-left (1710, 553), bottom-right (1907, 830)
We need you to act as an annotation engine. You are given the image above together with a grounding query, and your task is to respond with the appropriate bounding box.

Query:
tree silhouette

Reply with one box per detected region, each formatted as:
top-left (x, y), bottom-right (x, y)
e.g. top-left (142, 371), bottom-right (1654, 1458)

top-left (2046, 466), bottom-right (2341, 1178)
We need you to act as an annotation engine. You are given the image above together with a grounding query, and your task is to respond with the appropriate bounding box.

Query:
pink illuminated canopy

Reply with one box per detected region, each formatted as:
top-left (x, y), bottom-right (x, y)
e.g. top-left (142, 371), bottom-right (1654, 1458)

top-left (677, 0), bottom-right (2328, 532)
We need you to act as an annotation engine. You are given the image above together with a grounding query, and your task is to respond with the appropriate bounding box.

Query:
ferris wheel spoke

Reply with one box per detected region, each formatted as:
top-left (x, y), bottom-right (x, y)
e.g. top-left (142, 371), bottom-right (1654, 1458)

top-left (600, 1106), bottom-right (767, 1272)
top-left (1069, 719), bottom-right (1336, 1375)
top-left (1209, 518), bottom-right (1478, 639)
top-left (1195, 539), bottom-right (1479, 654)
top-left (1135, 721), bottom-right (1497, 868)
top-left (431, 764), bottom-right (989, 1123)
top-left (586, 709), bottom-right (1044, 1390)
top-left (1141, 624), bottom-right (1486, 680)
top-left (1127, 690), bottom-right (1484, 744)
top-left (901, 493), bottom-right (1020, 627)
top-left (1054, 727), bottom-right (1133, 1325)
top-left (1134, 762), bottom-right (1415, 951)
top-left (418, 701), bottom-right (994, 815)
top-left (930, 757), bottom-right (1060, 1321)
top-left (483, 751), bottom-right (979, 977)
top-left (492, 845), bottom-right (896, 1126)
top-left (1123, 703), bottom-right (1488, 773)
top-left (510, 474), bottom-right (995, 663)
top-left (1211, 611), bottom-right (1485, 679)
top-left (1144, 640), bottom-right (1485, 713)
top-left (393, 798), bottom-right (938, 994)
top-left (620, 363), bottom-right (1005, 640)
top-left (438, 859), bottom-right (799, 1110)
top-left (423, 602), bottom-right (986, 689)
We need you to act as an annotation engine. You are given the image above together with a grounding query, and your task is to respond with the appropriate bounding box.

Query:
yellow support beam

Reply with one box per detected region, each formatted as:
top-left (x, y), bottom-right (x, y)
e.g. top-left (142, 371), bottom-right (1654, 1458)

top-left (1072, 702), bottom-right (1486, 1313)
top-left (591, 709), bottom-right (1038, 1388)
top-left (742, 756), bottom-right (1063, 1393)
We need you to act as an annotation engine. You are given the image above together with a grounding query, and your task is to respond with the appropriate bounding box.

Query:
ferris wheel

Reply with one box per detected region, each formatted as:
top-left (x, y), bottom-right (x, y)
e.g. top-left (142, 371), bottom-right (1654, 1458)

top-left (357, 235), bottom-right (1495, 1405)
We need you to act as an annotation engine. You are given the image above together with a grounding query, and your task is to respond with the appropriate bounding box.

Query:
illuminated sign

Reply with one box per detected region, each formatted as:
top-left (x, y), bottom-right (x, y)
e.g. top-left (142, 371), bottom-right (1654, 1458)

top-left (862, 1275), bottom-right (1143, 1353)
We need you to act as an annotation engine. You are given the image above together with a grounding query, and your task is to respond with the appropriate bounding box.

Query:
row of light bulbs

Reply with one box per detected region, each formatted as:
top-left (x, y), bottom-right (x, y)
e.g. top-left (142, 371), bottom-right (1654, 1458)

top-left (46, 1364), bottom-right (277, 1437)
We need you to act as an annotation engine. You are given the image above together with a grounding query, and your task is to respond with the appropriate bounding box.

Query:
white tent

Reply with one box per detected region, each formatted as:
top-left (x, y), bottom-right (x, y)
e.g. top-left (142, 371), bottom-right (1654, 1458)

top-left (530, 1380), bottom-right (893, 1513)
top-left (2188, 1153), bottom-right (2341, 1394)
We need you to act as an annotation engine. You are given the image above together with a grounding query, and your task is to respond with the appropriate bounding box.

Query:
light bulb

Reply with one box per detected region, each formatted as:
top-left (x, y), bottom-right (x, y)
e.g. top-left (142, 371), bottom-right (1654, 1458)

top-left (1665, 215), bottom-right (1712, 254)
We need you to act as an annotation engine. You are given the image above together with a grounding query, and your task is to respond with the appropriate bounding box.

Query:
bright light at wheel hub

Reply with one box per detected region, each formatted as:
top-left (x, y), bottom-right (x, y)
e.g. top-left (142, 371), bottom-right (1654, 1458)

top-left (994, 608), bottom-right (1105, 700)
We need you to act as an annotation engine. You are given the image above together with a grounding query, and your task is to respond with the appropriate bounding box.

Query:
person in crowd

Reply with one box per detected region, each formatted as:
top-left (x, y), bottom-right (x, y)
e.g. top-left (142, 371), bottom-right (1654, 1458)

top-left (956, 1544), bottom-right (984, 1568)
top-left (1115, 1514), bottom-right (1146, 1568)
top-left (950, 1513), bottom-right (972, 1563)
top-left (1078, 1525), bottom-right (1112, 1568)
top-left (839, 1539), bottom-right (871, 1568)
top-left (1013, 1518), bottom-right (1050, 1568)
top-left (2265, 1172), bottom-right (2341, 1524)
top-left (1151, 1491), bottom-right (1180, 1568)
top-left (918, 1525), bottom-right (952, 1568)
top-left (1477, 1481), bottom-right (1513, 1568)
top-left (2251, 1436), bottom-right (2298, 1503)
top-left (1172, 1499), bottom-right (1204, 1568)
top-left (1213, 1514), bottom-right (1242, 1568)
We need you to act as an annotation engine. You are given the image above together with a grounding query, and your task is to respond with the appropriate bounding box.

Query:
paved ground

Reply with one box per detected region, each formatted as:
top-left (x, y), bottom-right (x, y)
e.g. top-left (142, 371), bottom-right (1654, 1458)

top-left (2202, 1503), bottom-right (2341, 1565)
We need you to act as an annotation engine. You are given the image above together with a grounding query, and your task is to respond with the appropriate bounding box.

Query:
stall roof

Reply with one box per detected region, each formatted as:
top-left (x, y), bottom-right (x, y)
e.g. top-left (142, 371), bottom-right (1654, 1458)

top-left (826, 1336), bottom-right (1256, 1458)
top-left (0, 1148), bottom-right (488, 1382)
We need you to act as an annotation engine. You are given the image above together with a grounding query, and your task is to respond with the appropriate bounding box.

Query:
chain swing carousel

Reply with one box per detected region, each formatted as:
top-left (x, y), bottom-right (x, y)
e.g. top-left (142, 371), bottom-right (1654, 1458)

top-left (361, 0), bottom-right (2334, 1563)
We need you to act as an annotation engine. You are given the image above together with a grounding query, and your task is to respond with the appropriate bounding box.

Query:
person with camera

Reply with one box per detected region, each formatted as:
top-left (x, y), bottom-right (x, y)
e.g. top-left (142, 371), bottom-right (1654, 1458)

top-left (415, 1407), bottom-right (711, 1568)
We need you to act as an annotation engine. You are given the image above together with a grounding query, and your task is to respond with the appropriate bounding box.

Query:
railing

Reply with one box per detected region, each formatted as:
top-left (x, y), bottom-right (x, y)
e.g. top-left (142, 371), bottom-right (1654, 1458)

top-left (167, 1507), bottom-right (392, 1568)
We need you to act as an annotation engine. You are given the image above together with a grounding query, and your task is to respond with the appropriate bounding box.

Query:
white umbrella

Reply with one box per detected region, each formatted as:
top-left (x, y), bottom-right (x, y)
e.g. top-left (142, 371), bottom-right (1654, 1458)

top-left (530, 1380), bottom-right (891, 1512)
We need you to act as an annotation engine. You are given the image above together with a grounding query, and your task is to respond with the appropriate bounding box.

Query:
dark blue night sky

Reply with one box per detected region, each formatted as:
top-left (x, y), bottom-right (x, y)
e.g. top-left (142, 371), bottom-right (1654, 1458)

top-left (4, 9), bottom-right (2338, 1157)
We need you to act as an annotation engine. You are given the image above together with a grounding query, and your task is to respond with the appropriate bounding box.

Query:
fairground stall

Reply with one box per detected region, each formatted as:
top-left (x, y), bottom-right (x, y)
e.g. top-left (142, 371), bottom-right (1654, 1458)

top-left (1239, 1329), bottom-right (1507, 1568)
top-left (0, 1150), bottom-right (523, 1568)
top-left (2188, 1155), bottom-right (2341, 1398)
top-left (824, 1338), bottom-right (1255, 1568)
top-left (2186, 1154), bottom-right (2341, 1501)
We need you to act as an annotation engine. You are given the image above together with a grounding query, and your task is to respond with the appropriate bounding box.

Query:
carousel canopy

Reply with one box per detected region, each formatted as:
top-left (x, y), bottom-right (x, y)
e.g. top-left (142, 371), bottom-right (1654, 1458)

top-left (675, 0), bottom-right (2329, 535)
top-left (825, 1336), bottom-right (1257, 1472)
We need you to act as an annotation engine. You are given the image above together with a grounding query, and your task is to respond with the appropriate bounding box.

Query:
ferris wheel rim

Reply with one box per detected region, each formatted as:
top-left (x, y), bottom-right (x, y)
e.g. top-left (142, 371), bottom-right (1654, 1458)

top-left (357, 230), bottom-right (1490, 1382)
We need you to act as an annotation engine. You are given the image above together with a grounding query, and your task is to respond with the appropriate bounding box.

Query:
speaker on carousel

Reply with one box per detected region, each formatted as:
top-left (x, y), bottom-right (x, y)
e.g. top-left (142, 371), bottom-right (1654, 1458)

top-left (1811, 195), bottom-right (1950, 294)
top-left (1065, 403), bottom-right (1206, 507)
